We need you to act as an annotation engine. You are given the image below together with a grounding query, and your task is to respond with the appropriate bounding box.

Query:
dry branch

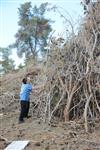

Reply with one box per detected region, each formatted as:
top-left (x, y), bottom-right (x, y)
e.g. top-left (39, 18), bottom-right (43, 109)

top-left (83, 94), bottom-right (92, 132)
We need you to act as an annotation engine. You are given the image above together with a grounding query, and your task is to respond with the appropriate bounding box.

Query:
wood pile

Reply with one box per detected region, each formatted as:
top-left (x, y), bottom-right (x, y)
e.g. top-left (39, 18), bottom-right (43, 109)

top-left (30, 0), bottom-right (100, 132)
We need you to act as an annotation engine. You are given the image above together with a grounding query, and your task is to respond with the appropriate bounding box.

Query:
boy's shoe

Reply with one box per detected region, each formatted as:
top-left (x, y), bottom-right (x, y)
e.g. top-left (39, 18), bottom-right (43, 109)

top-left (26, 115), bottom-right (31, 118)
top-left (18, 120), bottom-right (24, 124)
top-left (24, 115), bottom-right (31, 118)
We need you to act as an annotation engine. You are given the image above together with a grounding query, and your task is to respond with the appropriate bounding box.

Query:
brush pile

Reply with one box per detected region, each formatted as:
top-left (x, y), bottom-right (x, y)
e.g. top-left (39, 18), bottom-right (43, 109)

top-left (31, 0), bottom-right (100, 132)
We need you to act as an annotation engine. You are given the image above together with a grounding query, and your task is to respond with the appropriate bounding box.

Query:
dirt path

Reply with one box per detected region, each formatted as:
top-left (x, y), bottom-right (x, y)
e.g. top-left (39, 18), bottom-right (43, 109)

top-left (0, 112), bottom-right (100, 150)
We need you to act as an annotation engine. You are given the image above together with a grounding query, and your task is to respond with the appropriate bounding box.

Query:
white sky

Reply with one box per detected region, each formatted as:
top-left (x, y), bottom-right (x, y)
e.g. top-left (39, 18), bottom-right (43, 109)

top-left (0, 0), bottom-right (84, 66)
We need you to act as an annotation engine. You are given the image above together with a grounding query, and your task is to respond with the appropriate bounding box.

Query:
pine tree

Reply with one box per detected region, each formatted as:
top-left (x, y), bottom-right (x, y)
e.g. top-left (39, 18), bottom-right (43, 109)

top-left (13, 2), bottom-right (52, 60)
top-left (0, 47), bottom-right (15, 74)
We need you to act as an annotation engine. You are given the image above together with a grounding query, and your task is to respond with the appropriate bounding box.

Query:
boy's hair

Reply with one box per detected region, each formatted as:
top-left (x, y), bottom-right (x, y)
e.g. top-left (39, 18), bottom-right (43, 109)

top-left (22, 78), bottom-right (27, 84)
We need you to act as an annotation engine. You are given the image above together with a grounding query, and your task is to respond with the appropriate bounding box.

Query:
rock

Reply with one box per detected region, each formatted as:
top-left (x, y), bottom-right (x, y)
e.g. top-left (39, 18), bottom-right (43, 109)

top-left (34, 142), bottom-right (41, 146)
top-left (45, 145), bottom-right (50, 150)
top-left (51, 124), bottom-right (57, 127)
top-left (61, 147), bottom-right (65, 150)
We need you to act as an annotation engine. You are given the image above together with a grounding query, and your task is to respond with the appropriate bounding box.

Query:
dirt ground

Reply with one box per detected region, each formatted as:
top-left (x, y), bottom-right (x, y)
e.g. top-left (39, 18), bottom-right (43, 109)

top-left (0, 110), bottom-right (100, 150)
top-left (0, 72), bottom-right (100, 150)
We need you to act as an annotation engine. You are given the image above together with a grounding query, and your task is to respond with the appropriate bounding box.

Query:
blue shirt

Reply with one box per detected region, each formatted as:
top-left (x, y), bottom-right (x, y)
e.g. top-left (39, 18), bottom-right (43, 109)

top-left (20, 83), bottom-right (32, 101)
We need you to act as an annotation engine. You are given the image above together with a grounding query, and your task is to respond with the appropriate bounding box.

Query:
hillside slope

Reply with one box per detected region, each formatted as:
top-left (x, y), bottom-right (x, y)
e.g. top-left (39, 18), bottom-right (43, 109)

top-left (0, 63), bottom-right (100, 150)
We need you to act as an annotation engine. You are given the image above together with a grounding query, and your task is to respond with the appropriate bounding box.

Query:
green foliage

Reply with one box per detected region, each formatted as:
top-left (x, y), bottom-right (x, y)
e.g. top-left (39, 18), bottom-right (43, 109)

top-left (14, 2), bottom-right (52, 59)
top-left (0, 47), bottom-right (15, 74)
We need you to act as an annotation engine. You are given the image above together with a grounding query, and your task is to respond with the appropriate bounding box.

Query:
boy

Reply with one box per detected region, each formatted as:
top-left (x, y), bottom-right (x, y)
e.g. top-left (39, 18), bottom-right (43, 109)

top-left (19, 77), bottom-right (32, 123)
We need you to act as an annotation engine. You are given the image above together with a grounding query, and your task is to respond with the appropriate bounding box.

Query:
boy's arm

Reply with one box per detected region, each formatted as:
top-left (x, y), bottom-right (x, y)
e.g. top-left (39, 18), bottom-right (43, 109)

top-left (32, 84), bottom-right (45, 91)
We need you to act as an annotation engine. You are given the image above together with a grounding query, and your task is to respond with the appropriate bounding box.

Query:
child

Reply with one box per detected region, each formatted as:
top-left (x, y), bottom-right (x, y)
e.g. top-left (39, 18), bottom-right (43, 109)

top-left (19, 76), bottom-right (45, 123)
top-left (19, 77), bottom-right (32, 123)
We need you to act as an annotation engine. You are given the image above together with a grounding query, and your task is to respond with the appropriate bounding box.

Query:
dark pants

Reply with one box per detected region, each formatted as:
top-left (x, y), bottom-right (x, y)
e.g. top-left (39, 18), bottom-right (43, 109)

top-left (19, 101), bottom-right (30, 121)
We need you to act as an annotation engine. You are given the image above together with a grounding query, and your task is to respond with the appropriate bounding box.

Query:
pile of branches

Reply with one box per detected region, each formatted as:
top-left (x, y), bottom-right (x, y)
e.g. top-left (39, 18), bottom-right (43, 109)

top-left (30, 0), bottom-right (100, 132)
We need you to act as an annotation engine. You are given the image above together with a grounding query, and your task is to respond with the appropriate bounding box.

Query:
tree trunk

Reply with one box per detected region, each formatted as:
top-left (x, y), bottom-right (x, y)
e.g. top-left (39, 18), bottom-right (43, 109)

top-left (84, 94), bottom-right (92, 132)
top-left (64, 94), bottom-right (73, 122)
